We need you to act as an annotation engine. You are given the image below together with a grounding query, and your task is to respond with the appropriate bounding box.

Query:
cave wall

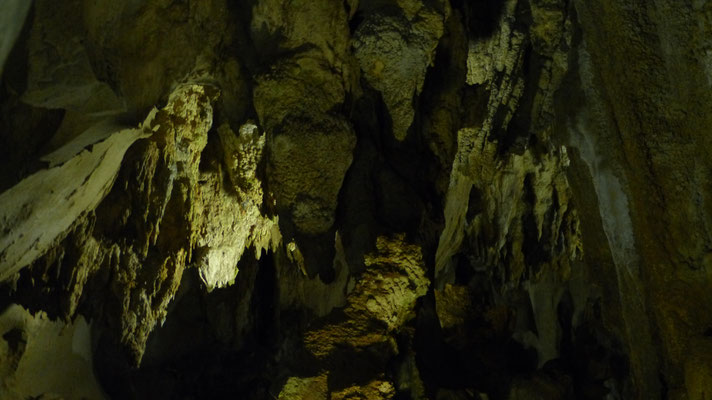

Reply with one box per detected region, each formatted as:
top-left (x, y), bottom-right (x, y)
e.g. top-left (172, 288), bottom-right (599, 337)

top-left (1, 0), bottom-right (711, 399)
top-left (570, 0), bottom-right (712, 397)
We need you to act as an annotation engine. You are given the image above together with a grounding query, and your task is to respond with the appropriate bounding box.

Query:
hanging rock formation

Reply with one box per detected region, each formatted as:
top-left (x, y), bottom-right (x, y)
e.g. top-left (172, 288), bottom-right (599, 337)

top-left (1, 0), bottom-right (711, 399)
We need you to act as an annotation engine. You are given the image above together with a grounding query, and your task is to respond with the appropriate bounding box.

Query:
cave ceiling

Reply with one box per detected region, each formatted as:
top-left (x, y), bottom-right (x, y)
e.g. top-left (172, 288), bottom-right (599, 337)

top-left (1, 0), bottom-right (712, 399)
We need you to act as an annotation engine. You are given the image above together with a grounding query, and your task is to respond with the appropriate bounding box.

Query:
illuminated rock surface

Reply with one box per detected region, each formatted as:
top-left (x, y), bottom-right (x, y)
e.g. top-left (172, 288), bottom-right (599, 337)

top-left (1, 0), bottom-right (711, 399)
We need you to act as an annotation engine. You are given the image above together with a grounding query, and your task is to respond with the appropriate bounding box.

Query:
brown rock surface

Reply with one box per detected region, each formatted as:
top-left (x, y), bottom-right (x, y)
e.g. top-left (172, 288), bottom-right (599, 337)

top-left (0, 0), bottom-right (710, 398)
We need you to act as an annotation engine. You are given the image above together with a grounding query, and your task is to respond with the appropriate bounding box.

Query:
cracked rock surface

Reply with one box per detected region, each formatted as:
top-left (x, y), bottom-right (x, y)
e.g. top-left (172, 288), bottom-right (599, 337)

top-left (1, 0), bottom-right (711, 399)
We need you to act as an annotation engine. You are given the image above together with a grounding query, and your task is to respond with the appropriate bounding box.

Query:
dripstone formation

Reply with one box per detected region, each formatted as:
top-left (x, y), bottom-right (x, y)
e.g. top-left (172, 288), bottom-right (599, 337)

top-left (1, 0), bottom-right (711, 399)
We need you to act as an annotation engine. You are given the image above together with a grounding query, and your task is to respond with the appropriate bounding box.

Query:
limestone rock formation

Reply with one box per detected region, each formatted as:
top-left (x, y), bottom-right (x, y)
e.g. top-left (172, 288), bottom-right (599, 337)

top-left (0, 305), bottom-right (105, 400)
top-left (1, 0), bottom-right (711, 399)
top-left (353, 0), bottom-right (447, 140)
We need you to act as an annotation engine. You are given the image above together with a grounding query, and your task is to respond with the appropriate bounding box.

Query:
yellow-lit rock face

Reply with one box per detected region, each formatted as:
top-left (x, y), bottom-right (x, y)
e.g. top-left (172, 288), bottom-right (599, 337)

top-left (0, 305), bottom-right (105, 400)
top-left (331, 380), bottom-right (396, 400)
top-left (0, 124), bottom-right (144, 281)
top-left (1, 84), bottom-right (280, 367)
top-left (436, 127), bottom-right (581, 287)
top-left (303, 234), bottom-right (428, 358)
top-left (279, 374), bottom-right (329, 400)
top-left (1, 0), bottom-right (711, 398)
top-left (98, 85), bottom-right (280, 362)
top-left (352, 2), bottom-right (446, 140)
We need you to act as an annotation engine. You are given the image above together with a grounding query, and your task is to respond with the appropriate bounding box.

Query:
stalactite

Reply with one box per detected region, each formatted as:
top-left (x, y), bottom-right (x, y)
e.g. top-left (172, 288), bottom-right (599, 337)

top-left (1, 0), bottom-right (711, 399)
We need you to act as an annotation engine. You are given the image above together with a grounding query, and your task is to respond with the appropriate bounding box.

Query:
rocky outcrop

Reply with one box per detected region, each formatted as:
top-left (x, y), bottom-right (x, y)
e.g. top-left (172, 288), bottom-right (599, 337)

top-left (353, 0), bottom-right (447, 140)
top-left (303, 234), bottom-right (428, 357)
top-left (0, 0), bottom-right (710, 399)
top-left (0, 123), bottom-right (145, 281)
top-left (0, 305), bottom-right (104, 400)
top-left (2, 84), bottom-right (279, 367)
top-left (278, 235), bottom-right (426, 399)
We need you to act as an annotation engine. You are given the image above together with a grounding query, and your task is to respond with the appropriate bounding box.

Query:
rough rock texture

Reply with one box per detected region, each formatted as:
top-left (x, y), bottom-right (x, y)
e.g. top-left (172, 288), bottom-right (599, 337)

top-left (1, 0), bottom-right (711, 399)
top-left (353, 0), bottom-right (447, 140)
top-left (0, 123), bottom-right (145, 281)
top-left (303, 234), bottom-right (428, 358)
top-left (0, 305), bottom-right (104, 400)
